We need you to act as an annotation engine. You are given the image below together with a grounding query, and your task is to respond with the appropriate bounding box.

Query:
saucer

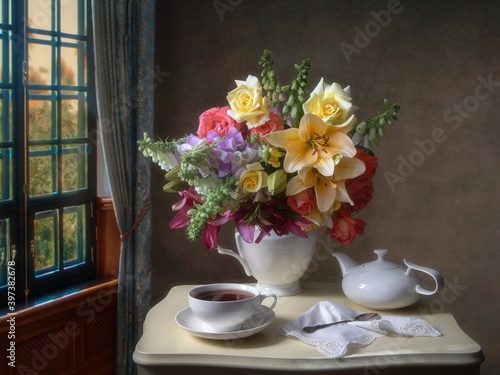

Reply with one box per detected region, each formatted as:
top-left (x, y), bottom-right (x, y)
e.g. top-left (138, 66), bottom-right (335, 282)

top-left (175, 305), bottom-right (276, 340)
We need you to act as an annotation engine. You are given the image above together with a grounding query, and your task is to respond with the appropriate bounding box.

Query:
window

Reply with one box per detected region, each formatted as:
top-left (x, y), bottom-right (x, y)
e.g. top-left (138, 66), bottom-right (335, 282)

top-left (0, 0), bottom-right (96, 308)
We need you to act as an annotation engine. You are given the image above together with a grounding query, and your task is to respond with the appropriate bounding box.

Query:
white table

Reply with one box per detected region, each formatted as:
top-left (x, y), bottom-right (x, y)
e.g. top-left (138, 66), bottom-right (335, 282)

top-left (133, 282), bottom-right (484, 374)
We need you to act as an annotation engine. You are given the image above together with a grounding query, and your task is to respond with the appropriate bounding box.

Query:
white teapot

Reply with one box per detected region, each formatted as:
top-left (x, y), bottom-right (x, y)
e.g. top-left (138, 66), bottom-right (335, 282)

top-left (332, 249), bottom-right (444, 310)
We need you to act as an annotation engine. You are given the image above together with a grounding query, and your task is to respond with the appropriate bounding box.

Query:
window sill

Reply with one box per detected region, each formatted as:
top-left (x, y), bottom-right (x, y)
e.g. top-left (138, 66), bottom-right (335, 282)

top-left (0, 276), bottom-right (118, 320)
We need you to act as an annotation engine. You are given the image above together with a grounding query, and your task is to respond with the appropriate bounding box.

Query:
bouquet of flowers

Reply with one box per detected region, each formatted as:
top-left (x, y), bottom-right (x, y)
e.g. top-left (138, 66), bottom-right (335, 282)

top-left (139, 50), bottom-right (399, 249)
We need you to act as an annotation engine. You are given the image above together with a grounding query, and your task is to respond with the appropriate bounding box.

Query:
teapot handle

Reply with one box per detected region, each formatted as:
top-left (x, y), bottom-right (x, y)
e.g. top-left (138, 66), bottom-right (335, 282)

top-left (217, 245), bottom-right (253, 276)
top-left (404, 259), bottom-right (444, 296)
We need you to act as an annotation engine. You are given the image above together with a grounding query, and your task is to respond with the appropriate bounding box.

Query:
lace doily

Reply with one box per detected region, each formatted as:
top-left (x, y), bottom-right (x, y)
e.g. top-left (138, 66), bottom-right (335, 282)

top-left (280, 301), bottom-right (441, 358)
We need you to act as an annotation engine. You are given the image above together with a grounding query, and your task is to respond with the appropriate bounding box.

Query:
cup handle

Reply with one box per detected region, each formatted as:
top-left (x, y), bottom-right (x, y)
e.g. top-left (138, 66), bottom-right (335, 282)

top-left (404, 259), bottom-right (444, 296)
top-left (259, 293), bottom-right (278, 310)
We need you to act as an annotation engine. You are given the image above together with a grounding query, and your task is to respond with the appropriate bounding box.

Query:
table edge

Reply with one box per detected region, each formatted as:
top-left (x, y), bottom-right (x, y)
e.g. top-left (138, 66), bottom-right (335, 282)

top-left (133, 349), bottom-right (485, 370)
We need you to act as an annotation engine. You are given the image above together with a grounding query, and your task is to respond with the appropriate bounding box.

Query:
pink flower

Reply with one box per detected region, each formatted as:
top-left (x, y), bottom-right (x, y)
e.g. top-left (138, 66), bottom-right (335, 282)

top-left (250, 112), bottom-right (284, 141)
top-left (201, 215), bottom-right (229, 249)
top-left (170, 188), bottom-right (229, 249)
top-left (197, 106), bottom-right (241, 138)
top-left (326, 208), bottom-right (366, 245)
top-left (169, 188), bottom-right (202, 230)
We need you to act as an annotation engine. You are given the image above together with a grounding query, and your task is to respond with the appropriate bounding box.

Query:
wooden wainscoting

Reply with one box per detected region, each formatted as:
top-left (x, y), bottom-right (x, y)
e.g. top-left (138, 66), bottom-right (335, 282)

top-left (97, 196), bottom-right (121, 277)
top-left (0, 279), bottom-right (118, 375)
top-left (0, 197), bottom-right (121, 375)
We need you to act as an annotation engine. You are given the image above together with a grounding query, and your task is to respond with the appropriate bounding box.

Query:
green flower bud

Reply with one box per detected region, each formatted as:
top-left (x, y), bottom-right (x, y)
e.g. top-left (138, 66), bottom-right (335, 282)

top-left (267, 170), bottom-right (288, 195)
top-left (249, 133), bottom-right (261, 144)
top-left (262, 149), bottom-right (271, 160)
top-left (163, 181), bottom-right (188, 193)
top-left (368, 127), bottom-right (378, 143)
top-left (356, 121), bottom-right (367, 134)
top-left (165, 166), bottom-right (181, 181)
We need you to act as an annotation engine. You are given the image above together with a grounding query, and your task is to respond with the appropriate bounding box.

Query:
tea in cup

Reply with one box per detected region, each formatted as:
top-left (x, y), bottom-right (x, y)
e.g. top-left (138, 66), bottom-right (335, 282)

top-left (188, 283), bottom-right (277, 332)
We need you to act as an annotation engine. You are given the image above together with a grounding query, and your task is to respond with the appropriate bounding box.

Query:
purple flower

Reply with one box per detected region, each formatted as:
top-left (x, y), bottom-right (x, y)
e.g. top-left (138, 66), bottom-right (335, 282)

top-left (206, 126), bottom-right (260, 178)
top-left (179, 134), bottom-right (203, 153)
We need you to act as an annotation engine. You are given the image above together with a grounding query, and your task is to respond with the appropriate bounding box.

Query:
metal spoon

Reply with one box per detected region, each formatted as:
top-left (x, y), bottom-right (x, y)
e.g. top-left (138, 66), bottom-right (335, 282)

top-left (302, 312), bottom-right (381, 333)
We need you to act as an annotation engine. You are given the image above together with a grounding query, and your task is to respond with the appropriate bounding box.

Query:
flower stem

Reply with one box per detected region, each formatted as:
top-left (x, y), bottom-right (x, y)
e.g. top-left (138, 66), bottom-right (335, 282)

top-left (350, 99), bottom-right (400, 145)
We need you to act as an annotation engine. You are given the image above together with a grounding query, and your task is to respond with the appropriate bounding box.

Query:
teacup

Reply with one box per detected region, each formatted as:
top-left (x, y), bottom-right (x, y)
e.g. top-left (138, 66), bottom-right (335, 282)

top-left (188, 283), bottom-right (278, 332)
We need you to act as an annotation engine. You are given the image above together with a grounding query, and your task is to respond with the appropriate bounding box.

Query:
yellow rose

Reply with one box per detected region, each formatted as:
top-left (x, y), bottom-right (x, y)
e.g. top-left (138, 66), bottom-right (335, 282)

top-left (238, 162), bottom-right (268, 194)
top-left (227, 75), bottom-right (270, 128)
top-left (303, 78), bottom-right (358, 128)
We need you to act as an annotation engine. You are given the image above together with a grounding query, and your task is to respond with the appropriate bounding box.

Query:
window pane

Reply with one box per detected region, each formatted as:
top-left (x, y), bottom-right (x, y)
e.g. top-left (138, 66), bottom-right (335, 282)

top-left (0, 89), bottom-right (13, 141)
top-left (34, 209), bottom-right (59, 276)
top-left (0, 0), bottom-right (11, 24)
top-left (28, 97), bottom-right (55, 140)
top-left (28, 0), bottom-right (54, 31)
top-left (29, 144), bottom-right (56, 196)
top-left (78, 40), bottom-right (87, 86)
top-left (28, 40), bottom-right (54, 85)
top-left (60, 38), bottom-right (87, 87)
top-left (63, 205), bottom-right (85, 268)
top-left (62, 91), bottom-right (86, 138)
top-left (0, 31), bottom-right (12, 83)
top-left (60, 0), bottom-right (81, 35)
top-left (62, 143), bottom-right (87, 192)
top-left (0, 147), bottom-right (13, 201)
top-left (61, 44), bottom-right (77, 86)
top-left (0, 218), bottom-right (11, 288)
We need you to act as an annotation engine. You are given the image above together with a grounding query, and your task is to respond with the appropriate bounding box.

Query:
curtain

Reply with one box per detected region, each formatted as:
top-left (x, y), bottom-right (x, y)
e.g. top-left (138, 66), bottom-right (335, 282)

top-left (92, 1), bottom-right (155, 373)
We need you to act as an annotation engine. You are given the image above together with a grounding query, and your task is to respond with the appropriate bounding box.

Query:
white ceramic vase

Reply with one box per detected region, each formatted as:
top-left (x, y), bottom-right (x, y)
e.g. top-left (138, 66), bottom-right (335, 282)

top-left (217, 230), bottom-right (318, 296)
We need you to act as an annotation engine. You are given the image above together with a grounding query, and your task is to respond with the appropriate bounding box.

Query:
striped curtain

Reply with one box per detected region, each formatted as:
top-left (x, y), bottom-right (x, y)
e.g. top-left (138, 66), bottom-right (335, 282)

top-left (92, 1), bottom-right (155, 373)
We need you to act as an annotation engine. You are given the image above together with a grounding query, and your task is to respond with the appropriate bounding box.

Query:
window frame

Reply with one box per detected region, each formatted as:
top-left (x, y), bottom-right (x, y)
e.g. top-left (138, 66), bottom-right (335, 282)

top-left (0, 0), bottom-right (97, 308)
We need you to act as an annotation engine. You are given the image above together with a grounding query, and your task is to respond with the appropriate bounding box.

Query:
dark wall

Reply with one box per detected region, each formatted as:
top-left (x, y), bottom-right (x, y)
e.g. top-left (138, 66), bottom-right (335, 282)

top-left (153, 1), bottom-right (499, 373)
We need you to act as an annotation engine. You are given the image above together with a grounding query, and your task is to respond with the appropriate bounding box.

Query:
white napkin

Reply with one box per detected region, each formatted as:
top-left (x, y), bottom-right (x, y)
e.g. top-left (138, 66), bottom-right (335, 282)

top-left (280, 301), bottom-right (441, 358)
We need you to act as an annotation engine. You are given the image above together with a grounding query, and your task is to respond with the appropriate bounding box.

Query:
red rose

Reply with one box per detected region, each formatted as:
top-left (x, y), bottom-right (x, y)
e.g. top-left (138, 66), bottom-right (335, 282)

top-left (197, 106), bottom-right (241, 138)
top-left (250, 112), bottom-right (284, 141)
top-left (326, 210), bottom-right (366, 245)
top-left (355, 148), bottom-right (378, 179)
top-left (345, 176), bottom-right (374, 213)
top-left (344, 148), bottom-right (378, 214)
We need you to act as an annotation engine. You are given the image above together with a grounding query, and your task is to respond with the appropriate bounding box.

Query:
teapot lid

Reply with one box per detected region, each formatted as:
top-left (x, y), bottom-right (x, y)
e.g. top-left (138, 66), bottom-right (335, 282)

top-left (363, 249), bottom-right (401, 270)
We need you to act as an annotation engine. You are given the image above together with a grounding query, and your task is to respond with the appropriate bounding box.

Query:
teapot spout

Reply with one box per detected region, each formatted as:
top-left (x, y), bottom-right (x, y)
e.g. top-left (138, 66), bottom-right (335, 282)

top-left (332, 252), bottom-right (359, 276)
